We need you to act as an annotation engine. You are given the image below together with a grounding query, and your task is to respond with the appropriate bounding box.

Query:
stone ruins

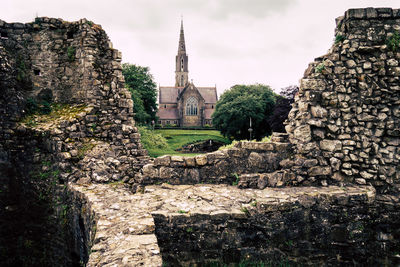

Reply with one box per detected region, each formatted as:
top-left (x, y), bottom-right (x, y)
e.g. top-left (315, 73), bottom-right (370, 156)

top-left (0, 7), bottom-right (399, 267)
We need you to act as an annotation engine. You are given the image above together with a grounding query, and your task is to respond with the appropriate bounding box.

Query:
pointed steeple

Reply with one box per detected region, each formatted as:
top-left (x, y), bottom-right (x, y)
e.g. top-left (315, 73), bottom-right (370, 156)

top-left (178, 19), bottom-right (186, 52)
top-left (175, 18), bottom-right (189, 87)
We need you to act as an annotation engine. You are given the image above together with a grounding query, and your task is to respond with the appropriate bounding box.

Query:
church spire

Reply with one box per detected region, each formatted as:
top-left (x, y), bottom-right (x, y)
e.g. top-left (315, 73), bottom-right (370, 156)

top-left (178, 18), bottom-right (186, 52)
top-left (175, 18), bottom-right (189, 87)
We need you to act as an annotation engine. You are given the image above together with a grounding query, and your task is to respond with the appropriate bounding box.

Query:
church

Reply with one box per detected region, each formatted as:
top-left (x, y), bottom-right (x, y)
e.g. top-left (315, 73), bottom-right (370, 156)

top-left (156, 20), bottom-right (218, 127)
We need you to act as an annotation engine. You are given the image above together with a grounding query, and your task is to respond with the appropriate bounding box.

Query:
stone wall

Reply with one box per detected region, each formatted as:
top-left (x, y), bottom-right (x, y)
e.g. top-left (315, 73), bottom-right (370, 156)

top-left (0, 17), bottom-right (147, 265)
top-left (0, 17), bottom-right (149, 184)
top-left (153, 185), bottom-right (400, 266)
top-left (285, 8), bottom-right (400, 193)
top-left (134, 133), bottom-right (292, 189)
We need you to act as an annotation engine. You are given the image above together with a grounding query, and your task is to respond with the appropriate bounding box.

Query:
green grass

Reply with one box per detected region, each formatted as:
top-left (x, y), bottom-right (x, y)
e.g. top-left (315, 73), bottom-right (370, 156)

top-left (143, 129), bottom-right (230, 158)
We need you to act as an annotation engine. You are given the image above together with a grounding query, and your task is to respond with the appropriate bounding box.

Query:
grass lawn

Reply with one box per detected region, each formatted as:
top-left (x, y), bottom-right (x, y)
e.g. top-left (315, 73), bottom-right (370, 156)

top-left (147, 129), bottom-right (230, 158)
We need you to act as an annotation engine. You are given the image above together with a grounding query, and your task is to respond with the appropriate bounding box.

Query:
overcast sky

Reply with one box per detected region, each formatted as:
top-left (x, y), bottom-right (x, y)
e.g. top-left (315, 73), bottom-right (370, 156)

top-left (2, 0), bottom-right (399, 95)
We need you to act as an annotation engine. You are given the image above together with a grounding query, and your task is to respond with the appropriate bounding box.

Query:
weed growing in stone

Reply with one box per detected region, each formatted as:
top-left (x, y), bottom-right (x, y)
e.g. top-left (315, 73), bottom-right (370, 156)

top-left (240, 206), bottom-right (249, 215)
top-left (67, 46), bottom-right (76, 62)
top-left (177, 210), bottom-right (187, 214)
top-left (334, 34), bottom-right (345, 44)
top-left (315, 63), bottom-right (325, 73)
top-left (232, 173), bottom-right (240, 186)
top-left (78, 141), bottom-right (97, 159)
top-left (387, 32), bottom-right (400, 51)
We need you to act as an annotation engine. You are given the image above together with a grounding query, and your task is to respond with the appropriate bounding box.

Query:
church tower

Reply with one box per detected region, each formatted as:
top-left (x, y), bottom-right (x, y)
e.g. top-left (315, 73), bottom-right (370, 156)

top-left (175, 19), bottom-right (189, 87)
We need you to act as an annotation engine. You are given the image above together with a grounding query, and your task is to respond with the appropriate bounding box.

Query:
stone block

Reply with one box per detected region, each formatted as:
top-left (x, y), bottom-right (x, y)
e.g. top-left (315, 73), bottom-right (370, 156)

top-left (303, 159), bottom-right (318, 167)
top-left (293, 125), bottom-right (312, 143)
top-left (195, 155), bottom-right (208, 166)
top-left (310, 106), bottom-right (328, 118)
top-left (300, 79), bottom-right (326, 91)
top-left (183, 169), bottom-right (200, 183)
top-left (376, 8), bottom-right (393, 18)
top-left (320, 140), bottom-right (342, 152)
top-left (141, 164), bottom-right (158, 178)
top-left (365, 7), bottom-right (378, 18)
top-left (308, 166), bottom-right (332, 176)
top-left (206, 151), bottom-right (227, 164)
top-left (241, 141), bottom-right (274, 151)
top-left (159, 166), bottom-right (174, 179)
top-left (345, 8), bottom-right (366, 19)
top-left (154, 155), bottom-right (171, 166)
top-left (171, 156), bottom-right (184, 162)
top-left (248, 152), bottom-right (263, 169)
top-left (184, 157), bottom-right (196, 167)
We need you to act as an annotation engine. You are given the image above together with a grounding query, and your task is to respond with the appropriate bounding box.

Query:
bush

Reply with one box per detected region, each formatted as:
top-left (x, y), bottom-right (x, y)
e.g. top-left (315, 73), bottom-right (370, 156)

top-left (137, 126), bottom-right (168, 149)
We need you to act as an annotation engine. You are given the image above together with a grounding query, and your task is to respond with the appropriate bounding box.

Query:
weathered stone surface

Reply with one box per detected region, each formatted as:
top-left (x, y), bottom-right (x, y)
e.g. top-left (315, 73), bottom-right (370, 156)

top-left (195, 154), bottom-right (207, 166)
top-left (320, 140), bottom-right (342, 152)
top-left (308, 166), bottom-right (332, 176)
top-left (71, 183), bottom-right (377, 266)
top-left (293, 125), bottom-right (312, 143)
top-left (154, 155), bottom-right (171, 166)
top-left (285, 8), bottom-right (400, 190)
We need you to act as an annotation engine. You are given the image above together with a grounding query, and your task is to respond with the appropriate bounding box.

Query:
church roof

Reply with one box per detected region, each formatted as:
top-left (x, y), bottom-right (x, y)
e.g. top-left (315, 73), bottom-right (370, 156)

top-left (159, 86), bottom-right (180, 103)
top-left (197, 87), bottom-right (218, 104)
top-left (156, 108), bottom-right (179, 119)
top-left (159, 85), bottom-right (217, 104)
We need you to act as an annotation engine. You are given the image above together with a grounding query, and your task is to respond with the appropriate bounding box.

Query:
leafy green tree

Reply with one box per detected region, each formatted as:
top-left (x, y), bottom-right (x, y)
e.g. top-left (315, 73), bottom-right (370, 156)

top-left (212, 84), bottom-right (278, 140)
top-left (122, 63), bottom-right (157, 124)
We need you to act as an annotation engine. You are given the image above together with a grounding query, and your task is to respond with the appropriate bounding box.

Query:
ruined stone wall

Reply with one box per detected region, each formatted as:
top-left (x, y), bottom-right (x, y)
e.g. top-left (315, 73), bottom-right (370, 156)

top-left (0, 17), bottom-right (147, 265)
top-left (0, 17), bottom-right (149, 183)
top-left (285, 8), bottom-right (400, 193)
top-left (134, 133), bottom-right (292, 189)
top-left (153, 185), bottom-right (400, 266)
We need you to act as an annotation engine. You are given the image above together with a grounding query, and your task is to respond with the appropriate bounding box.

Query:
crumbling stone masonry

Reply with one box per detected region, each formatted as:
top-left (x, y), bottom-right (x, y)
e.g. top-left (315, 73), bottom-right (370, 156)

top-left (0, 17), bottom-right (148, 266)
top-left (0, 17), bottom-right (149, 184)
top-left (286, 7), bottom-right (400, 192)
top-left (134, 133), bottom-right (292, 189)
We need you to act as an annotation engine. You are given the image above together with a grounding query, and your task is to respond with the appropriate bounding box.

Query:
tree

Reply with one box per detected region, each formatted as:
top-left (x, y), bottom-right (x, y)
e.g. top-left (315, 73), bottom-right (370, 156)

top-left (212, 84), bottom-right (278, 140)
top-left (268, 85), bottom-right (299, 133)
top-left (122, 63), bottom-right (157, 125)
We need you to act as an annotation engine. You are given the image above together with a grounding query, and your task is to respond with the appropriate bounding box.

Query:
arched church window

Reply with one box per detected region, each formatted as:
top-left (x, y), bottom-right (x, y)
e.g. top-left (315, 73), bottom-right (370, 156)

top-left (186, 97), bottom-right (198, 116)
top-left (181, 58), bottom-right (184, 71)
top-left (181, 75), bottom-right (184, 87)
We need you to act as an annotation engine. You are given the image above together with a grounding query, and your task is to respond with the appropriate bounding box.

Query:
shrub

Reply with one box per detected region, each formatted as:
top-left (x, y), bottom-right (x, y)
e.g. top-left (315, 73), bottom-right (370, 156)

top-left (137, 126), bottom-right (168, 149)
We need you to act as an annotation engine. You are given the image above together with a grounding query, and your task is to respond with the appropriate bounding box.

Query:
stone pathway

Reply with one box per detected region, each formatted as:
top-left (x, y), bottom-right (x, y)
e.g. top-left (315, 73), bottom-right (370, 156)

top-left (70, 183), bottom-right (375, 266)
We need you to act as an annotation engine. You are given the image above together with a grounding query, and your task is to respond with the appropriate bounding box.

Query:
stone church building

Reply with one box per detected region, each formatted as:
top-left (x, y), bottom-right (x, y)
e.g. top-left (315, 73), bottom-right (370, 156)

top-left (156, 21), bottom-right (217, 127)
